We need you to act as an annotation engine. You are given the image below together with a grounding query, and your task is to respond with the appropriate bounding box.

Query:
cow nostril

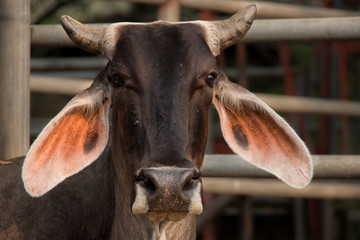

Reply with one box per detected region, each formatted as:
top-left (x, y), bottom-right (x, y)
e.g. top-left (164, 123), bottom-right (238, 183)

top-left (144, 178), bottom-right (156, 192)
top-left (135, 170), bottom-right (157, 193)
top-left (182, 179), bottom-right (193, 191)
top-left (183, 172), bottom-right (200, 191)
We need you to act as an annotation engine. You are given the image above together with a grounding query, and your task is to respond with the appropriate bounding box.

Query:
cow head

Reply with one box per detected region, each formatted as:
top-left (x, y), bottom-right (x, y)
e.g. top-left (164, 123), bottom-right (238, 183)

top-left (22, 4), bottom-right (312, 224)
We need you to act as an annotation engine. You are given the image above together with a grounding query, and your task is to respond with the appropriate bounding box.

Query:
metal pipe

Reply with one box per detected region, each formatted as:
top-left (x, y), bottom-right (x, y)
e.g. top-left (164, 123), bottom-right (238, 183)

top-left (202, 155), bottom-right (360, 179)
top-left (30, 17), bottom-right (360, 47)
top-left (31, 57), bottom-right (107, 71)
top-left (30, 75), bottom-right (92, 95)
top-left (0, 0), bottom-right (30, 159)
top-left (242, 17), bottom-right (360, 43)
top-left (256, 93), bottom-right (360, 117)
top-left (124, 0), bottom-right (359, 18)
top-left (202, 178), bottom-right (360, 199)
top-left (31, 24), bottom-right (105, 48)
top-left (157, 0), bottom-right (180, 22)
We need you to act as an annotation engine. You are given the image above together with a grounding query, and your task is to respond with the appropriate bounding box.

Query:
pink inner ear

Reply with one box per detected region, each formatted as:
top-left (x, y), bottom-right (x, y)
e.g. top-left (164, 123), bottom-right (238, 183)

top-left (23, 98), bottom-right (109, 197)
top-left (213, 96), bottom-right (312, 189)
top-left (31, 112), bottom-right (103, 172)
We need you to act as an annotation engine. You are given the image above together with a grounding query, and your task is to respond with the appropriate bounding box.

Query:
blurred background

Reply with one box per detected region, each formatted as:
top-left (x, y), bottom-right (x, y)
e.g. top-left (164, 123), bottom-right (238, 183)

top-left (3, 0), bottom-right (360, 239)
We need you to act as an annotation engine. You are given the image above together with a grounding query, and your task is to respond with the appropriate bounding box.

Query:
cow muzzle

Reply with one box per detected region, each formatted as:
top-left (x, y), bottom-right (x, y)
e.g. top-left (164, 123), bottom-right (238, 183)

top-left (132, 167), bottom-right (203, 222)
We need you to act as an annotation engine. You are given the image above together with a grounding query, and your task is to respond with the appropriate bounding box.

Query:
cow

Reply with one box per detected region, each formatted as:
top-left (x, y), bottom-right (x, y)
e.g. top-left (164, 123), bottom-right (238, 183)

top-left (0, 5), bottom-right (312, 240)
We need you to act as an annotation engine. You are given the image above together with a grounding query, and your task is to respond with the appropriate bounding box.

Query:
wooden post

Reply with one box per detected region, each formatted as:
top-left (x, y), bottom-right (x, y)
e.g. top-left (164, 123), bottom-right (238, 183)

top-left (0, 0), bottom-right (30, 160)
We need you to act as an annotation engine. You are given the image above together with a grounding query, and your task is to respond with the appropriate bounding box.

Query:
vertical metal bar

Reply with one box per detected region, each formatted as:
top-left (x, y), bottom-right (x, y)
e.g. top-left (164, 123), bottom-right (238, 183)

top-left (335, 42), bottom-right (350, 154)
top-left (201, 193), bottom-right (216, 240)
top-left (280, 45), bottom-right (297, 96)
top-left (356, 56), bottom-right (360, 154)
top-left (318, 43), bottom-right (331, 154)
top-left (322, 199), bottom-right (333, 240)
top-left (240, 196), bottom-right (253, 240)
top-left (340, 42), bottom-right (360, 154)
top-left (279, 45), bottom-right (312, 149)
top-left (0, 0), bottom-right (30, 160)
top-left (308, 199), bottom-right (324, 240)
top-left (329, 45), bottom-right (339, 154)
top-left (157, 0), bottom-right (180, 22)
top-left (293, 199), bottom-right (306, 240)
top-left (236, 44), bottom-right (247, 88)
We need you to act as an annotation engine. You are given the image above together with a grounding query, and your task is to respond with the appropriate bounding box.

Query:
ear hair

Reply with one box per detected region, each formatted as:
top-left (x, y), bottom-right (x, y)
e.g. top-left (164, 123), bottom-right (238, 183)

top-left (67, 88), bottom-right (109, 118)
top-left (215, 76), bottom-right (269, 117)
top-left (214, 78), bottom-right (305, 147)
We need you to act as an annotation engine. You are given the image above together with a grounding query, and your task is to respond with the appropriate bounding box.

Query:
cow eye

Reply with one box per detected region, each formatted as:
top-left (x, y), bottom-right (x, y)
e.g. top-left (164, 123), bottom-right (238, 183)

top-left (110, 74), bottom-right (124, 88)
top-left (206, 73), bottom-right (217, 87)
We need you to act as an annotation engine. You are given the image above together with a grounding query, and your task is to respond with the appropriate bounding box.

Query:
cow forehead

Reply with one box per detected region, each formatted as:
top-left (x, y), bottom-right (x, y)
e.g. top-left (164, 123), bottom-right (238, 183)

top-left (103, 21), bottom-right (217, 93)
top-left (103, 21), bottom-right (216, 60)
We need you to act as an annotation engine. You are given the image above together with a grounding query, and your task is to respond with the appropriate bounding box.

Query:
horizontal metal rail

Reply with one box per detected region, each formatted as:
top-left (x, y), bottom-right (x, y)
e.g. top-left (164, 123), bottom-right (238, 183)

top-left (202, 178), bottom-right (360, 199)
top-left (30, 76), bottom-right (360, 117)
top-left (257, 94), bottom-right (360, 117)
top-left (124, 0), bottom-right (359, 18)
top-left (31, 17), bottom-right (360, 47)
top-left (31, 57), bottom-right (107, 71)
top-left (31, 75), bottom-right (91, 95)
top-left (243, 17), bottom-right (360, 43)
top-left (31, 24), bottom-right (105, 48)
top-left (202, 155), bottom-right (360, 179)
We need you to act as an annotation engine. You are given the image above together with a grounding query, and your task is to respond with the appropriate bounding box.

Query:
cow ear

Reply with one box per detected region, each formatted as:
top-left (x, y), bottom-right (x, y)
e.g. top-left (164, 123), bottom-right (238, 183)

top-left (22, 84), bottom-right (111, 197)
top-left (213, 78), bottom-right (312, 189)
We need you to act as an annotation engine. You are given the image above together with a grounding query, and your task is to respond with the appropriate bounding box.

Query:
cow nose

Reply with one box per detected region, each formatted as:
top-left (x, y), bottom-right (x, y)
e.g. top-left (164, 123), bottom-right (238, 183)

top-left (139, 167), bottom-right (200, 193)
top-left (132, 167), bottom-right (203, 219)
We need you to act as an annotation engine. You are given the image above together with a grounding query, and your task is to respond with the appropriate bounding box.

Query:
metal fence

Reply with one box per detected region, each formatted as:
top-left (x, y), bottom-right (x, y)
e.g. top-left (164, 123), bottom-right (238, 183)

top-left (1, 0), bottom-right (360, 192)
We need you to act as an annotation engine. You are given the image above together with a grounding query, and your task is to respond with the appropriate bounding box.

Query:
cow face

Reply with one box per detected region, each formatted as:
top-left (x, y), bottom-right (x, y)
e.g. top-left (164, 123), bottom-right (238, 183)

top-left (107, 22), bottom-right (217, 221)
top-left (109, 23), bottom-right (215, 167)
top-left (22, 4), bottom-right (312, 224)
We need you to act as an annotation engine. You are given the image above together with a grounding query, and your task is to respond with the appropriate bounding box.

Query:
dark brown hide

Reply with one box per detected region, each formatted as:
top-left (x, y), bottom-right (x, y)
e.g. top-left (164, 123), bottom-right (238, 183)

top-left (0, 155), bottom-right (114, 240)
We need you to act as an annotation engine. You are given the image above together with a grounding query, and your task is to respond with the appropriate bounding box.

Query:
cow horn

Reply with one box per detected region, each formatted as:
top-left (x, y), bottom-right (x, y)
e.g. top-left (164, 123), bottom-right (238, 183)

top-left (214, 4), bottom-right (257, 52)
top-left (60, 15), bottom-right (106, 57)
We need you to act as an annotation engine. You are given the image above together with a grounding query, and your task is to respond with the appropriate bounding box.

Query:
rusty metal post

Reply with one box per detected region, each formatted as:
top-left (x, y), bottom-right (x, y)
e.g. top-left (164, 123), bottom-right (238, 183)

top-left (318, 43), bottom-right (331, 154)
top-left (0, 0), bottom-right (30, 160)
top-left (240, 196), bottom-right (253, 240)
top-left (236, 44), bottom-right (247, 88)
top-left (279, 45), bottom-right (312, 149)
top-left (293, 199), bottom-right (305, 240)
top-left (335, 42), bottom-right (350, 154)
